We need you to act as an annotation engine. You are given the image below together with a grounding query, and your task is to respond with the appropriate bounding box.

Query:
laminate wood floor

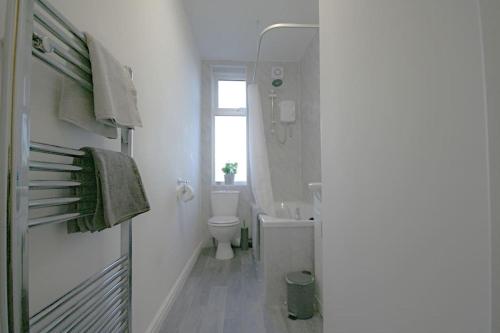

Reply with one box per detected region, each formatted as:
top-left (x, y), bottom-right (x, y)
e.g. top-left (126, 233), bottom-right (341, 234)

top-left (159, 247), bottom-right (323, 333)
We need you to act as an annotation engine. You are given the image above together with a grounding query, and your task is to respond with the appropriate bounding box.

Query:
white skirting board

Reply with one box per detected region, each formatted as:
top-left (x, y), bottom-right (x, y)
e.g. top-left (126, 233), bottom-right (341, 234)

top-left (146, 241), bottom-right (204, 333)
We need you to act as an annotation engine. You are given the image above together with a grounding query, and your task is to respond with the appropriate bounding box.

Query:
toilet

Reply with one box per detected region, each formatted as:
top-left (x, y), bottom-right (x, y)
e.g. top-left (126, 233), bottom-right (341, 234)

top-left (209, 191), bottom-right (240, 260)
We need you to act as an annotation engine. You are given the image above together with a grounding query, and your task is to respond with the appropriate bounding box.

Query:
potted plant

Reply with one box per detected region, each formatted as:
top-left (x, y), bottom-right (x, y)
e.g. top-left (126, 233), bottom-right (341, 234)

top-left (222, 162), bottom-right (238, 185)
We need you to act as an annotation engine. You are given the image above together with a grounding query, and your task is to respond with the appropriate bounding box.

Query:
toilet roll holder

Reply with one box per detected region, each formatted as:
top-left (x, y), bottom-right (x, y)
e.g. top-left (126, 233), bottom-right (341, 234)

top-left (176, 178), bottom-right (194, 202)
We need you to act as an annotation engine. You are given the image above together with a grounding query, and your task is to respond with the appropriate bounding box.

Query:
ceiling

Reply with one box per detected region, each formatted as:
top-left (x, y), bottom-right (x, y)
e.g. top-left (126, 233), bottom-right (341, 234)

top-left (182, 0), bottom-right (319, 62)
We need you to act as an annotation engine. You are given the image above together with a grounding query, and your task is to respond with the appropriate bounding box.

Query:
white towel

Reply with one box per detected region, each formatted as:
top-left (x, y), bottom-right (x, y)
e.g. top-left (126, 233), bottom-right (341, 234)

top-left (85, 33), bottom-right (142, 128)
top-left (58, 32), bottom-right (141, 138)
top-left (59, 78), bottom-right (119, 139)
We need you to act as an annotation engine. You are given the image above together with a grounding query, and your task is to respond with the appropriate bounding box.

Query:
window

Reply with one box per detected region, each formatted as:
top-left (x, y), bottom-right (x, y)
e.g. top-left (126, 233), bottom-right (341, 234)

top-left (217, 81), bottom-right (247, 109)
top-left (212, 68), bottom-right (247, 184)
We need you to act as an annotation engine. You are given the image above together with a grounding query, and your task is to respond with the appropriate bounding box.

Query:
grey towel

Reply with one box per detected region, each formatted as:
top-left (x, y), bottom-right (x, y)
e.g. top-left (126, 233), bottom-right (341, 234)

top-left (68, 147), bottom-right (150, 233)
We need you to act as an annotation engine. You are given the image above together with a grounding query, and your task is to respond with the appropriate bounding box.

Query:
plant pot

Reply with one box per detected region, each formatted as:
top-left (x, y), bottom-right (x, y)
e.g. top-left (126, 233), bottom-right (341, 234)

top-left (224, 173), bottom-right (235, 185)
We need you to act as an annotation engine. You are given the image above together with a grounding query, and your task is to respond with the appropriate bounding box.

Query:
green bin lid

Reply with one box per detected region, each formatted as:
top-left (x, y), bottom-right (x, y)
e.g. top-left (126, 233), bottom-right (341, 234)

top-left (285, 270), bottom-right (315, 285)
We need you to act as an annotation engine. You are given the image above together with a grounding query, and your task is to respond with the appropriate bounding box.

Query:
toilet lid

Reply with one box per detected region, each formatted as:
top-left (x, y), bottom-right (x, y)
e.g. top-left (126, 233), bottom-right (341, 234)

top-left (208, 216), bottom-right (240, 226)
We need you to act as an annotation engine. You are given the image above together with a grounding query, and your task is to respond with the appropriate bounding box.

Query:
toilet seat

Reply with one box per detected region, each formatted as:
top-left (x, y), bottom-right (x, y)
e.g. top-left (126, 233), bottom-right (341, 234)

top-left (208, 216), bottom-right (240, 226)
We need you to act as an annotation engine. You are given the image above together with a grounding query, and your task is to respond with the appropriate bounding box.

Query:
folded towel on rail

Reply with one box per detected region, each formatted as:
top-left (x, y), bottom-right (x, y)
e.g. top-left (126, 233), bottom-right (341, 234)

top-left (85, 33), bottom-right (142, 129)
top-left (68, 147), bottom-right (150, 233)
top-left (59, 78), bottom-right (119, 139)
top-left (58, 32), bottom-right (141, 138)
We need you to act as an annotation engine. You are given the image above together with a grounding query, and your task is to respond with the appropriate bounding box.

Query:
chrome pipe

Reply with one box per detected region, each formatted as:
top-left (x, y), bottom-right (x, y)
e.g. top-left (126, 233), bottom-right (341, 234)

top-left (101, 310), bottom-right (127, 333)
top-left (33, 8), bottom-right (89, 60)
top-left (109, 311), bottom-right (128, 333)
top-left (121, 127), bottom-right (134, 330)
top-left (100, 309), bottom-right (125, 333)
top-left (52, 279), bottom-right (127, 333)
top-left (30, 141), bottom-right (85, 157)
top-left (32, 48), bottom-right (93, 92)
top-left (29, 180), bottom-right (81, 189)
top-left (38, 272), bottom-right (128, 332)
top-left (4, 0), bottom-right (34, 330)
top-left (29, 197), bottom-right (81, 208)
top-left (51, 43), bottom-right (91, 75)
top-left (62, 288), bottom-right (127, 332)
top-left (114, 320), bottom-right (127, 333)
top-left (36, 0), bottom-right (86, 43)
top-left (29, 160), bottom-right (82, 172)
top-left (76, 289), bottom-right (127, 332)
top-left (30, 256), bottom-right (127, 326)
top-left (89, 298), bottom-right (127, 333)
top-left (28, 212), bottom-right (84, 228)
top-left (32, 30), bottom-right (91, 74)
top-left (251, 23), bottom-right (319, 83)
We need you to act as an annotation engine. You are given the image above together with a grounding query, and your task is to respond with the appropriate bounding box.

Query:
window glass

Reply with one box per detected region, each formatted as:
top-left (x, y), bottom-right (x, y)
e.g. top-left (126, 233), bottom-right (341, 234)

top-left (217, 80), bottom-right (247, 109)
top-left (214, 116), bottom-right (247, 183)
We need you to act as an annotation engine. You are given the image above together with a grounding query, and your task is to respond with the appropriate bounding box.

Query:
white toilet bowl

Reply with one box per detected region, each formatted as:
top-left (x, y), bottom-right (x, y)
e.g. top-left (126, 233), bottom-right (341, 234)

top-left (208, 216), bottom-right (240, 260)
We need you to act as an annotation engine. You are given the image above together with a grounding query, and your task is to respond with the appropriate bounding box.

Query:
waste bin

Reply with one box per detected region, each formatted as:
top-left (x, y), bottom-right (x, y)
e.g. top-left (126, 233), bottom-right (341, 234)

top-left (285, 270), bottom-right (315, 320)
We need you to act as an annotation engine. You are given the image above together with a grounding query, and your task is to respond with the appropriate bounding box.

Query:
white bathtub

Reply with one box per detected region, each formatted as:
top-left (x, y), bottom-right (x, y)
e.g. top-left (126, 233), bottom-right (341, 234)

top-left (253, 201), bottom-right (315, 306)
top-left (252, 201), bottom-right (314, 260)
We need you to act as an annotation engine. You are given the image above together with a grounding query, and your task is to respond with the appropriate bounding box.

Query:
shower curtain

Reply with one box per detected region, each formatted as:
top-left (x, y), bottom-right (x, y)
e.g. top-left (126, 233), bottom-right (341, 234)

top-left (248, 84), bottom-right (276, 216)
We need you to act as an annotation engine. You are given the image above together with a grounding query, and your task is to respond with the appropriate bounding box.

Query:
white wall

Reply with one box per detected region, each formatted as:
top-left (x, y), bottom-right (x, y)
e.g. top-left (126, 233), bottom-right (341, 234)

top-left (479, 1), bottom-right (500, 332)
top-left (320, 1), bottom-right (491, 332)
top-left (27, 0), bottom-right (202, 332)
top-left (183, 0), bottom-right (318, 62)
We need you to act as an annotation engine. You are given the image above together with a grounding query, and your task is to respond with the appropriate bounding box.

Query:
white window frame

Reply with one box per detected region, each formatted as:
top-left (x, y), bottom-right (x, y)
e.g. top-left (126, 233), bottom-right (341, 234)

top-left (211, 67), bottom-right (248, 185)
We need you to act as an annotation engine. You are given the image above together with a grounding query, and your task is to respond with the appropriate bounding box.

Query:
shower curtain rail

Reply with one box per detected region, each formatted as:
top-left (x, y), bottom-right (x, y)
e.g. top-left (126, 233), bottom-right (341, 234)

top-left (251, 23), bottom-right (319, 83)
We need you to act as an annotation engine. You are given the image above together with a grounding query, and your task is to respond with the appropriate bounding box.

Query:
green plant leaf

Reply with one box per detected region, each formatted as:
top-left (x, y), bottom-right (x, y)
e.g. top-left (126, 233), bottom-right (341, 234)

top-left (222, 162), bottom-right (238, 175)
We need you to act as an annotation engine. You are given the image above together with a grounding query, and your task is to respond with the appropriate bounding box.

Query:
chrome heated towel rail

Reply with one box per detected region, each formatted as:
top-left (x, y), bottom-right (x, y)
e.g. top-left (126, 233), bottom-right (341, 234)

top-left (2, 0), bottom-right (133, 331)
